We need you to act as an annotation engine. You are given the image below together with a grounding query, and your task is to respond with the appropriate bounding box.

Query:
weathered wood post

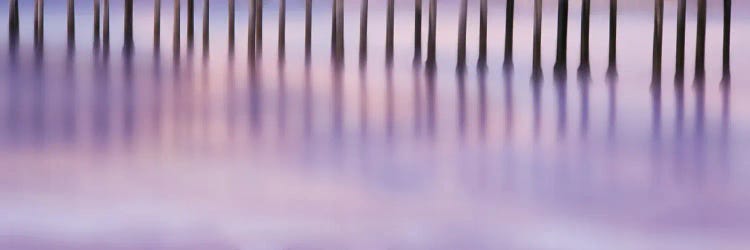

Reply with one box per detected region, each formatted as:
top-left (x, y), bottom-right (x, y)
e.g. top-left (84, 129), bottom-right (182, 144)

top-left (360, 0), bottom-right (369, 67)
top-left (553, 0), bottom-right (569, 78)
top-left (675, 0), bottom-right (686, 82)
top-left (124, 0), bottom-right (134, 53)
top-left (335, 0), bottom-right (344, 65)
top-left (154, 0), bottom-right (161, 52)
top-left (103, 0), bottom-right (109, 58)
top-left (414, 0), bottom-right (422, 63)
top-left (68, 0), bottom-right (75, 52)
top-left (722, 0), bottom-right (731, 81)
top-left (94, 0), bottom-right (101, 52)
top-left (278, 0), bottom-right (286, 62)
top-left (652, 0), bottom-right (664, 84)
top-left (503, 0), bottom-right (514, 69)
top-left (203, 0), bottom-right (209, 60)
top-left (34, 0), bottom-right (44, 52)
top-left (532, 0), bottom-right (543, 81)
top-left (249, 0), bottom-right (257, 64)
top-left (331, 0), bottom-right (337, 57)
top-left (305, 0), bottom-right (311, 63)
top-left (386, 0), bottom-right (395, 65)
top-left (187, 0), bottom-right (195, 54)
top-left (229, 0), bottom-right (235, 55)
top-left (477, 0), bottom-right (487, 69)
top-left (578, 0), bottom-right (590, 76)
top-left (9, 0), bottom-right (19, 51)
top-left (607, 0), bottom-right (617, 78)
top-left (256, 0), bottom-right (263, 56)
top-left (456, 0), bottom-right (467, 71)
top-left (425, 0), bottom-right (436, 69)
top-left (173, 0), bottom-right (181, 63)
top-left (695, 0), bottom-right (706, 81)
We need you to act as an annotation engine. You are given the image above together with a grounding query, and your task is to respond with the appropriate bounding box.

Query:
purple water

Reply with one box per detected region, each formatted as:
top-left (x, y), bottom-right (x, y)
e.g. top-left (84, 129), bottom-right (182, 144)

top-left (0, 0), bottom-right (749, 249)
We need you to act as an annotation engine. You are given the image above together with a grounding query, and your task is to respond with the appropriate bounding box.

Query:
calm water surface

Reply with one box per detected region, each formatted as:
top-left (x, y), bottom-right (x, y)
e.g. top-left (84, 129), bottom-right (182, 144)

top-left (0, 1), bottom-right (749, 249)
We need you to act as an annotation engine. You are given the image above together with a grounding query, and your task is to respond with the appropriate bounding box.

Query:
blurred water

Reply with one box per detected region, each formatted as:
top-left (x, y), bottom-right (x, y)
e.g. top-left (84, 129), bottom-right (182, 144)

top-left (1, 1), bottom-right (749, 249)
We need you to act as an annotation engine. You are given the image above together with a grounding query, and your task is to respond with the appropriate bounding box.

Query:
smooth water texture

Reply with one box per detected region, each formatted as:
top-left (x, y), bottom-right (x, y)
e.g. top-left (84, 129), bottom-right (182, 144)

top-left (0, 1), bottom-right (749, 249)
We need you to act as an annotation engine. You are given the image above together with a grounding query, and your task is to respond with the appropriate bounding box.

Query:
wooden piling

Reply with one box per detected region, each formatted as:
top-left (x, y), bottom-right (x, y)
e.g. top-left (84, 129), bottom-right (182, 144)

top-left (386, 0), bottom-right (395, 65)
top-left (478, 0), bottom-right (487, 69)
top-left (305, 0), bottom-right (311, 63)
top-left (457, 0), bottom-right (467, 71)
top-left (9, 0), bottom-right (19, 51)
top-left (68, 0), bottom-right (75, 51)
top-left (103, 0), bottom-right (109, 57)
top-left (154, 0), bottom-right (161, 52)
top-left (278, 0), bottom-right (286, 62)
top-left (256, 0), bottom-right (263, 56)
top-left (695, 0), bottom-right (706, 81)
top-left (607, 0), bottom-right (617, 77)
top-left (34, 0), bottom-right (44, 52)
top-left (414, 0), bottom-right (422, 63)
top-left (652, 0), bottom-right (664, 84)
top-left (94, 0), bottom-right (101, 51)
top-left (335, 0), bottom-right (344, 65)
top-left (360, 0), bottom-right (369, 67)
top-left (124, 0), bottom-right (133, 53)
top-left (675, 0), bottom-right (686, 82)
top-left (722, 0), bottom-right (731, 80)
top-left (532, 0), bottom-right (543, 80)
top-left (174, 0), bottom-right (181, 62)
top-left (578, 0), bottom-right (591, 75)
top-left (425, 0), bottom-right (436, 68)
top-left (554, 0), bottom-right (569, 76)
top-left (331, 0), bottom-right (336, 56)
top-left (503, 0), bottom-right (514, 69)
top-left (229, 0), bottom-right (235, 55)
top-left (188, 0), bottom-right (194, 53)
top-left (249, 0), bottom-right (257, 64)
top-left (203, 0), bottom-right (209, 60)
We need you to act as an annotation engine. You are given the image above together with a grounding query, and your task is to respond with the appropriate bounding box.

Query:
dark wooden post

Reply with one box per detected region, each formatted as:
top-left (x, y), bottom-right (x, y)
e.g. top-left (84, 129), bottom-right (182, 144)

top-left (652, 0), bottom-right (664, 84)
top-left (578, 0), bottom-right (590, 75)
top-left (386, 0), bottom-right (395, 65)
top-left (553, 0), bottom-right (569, 77)
top-left (305, 0), bottom-right (311, 63)
top-left (477, 0), bottom-right (487, 69)
top-left (503, 0), bottom-right (514, 69)
top-left (532, 0), bottom-right (543, 80)
top-left (414, 0), bottom-right (422, 63)
top-left (124, 0), bottom-right (133, 53)
top-left (695, 0), bottom-right (706, 81)
top-left (249, 0), bottom-right (257, 63)
top-left (9, 0), bottom-right (19, 51)
top-left (103, 0), bottom-right (109, 58)
top-left (154, 0), bottom-right (161, 52)
top-left (68, 0), bottom-right (75, 51)
top-left (675, 0), bottom-right (686, 82)
top-left (256, 0), bottom-right (263, 56)
top-left (722, 0), bottom-right (731, 80)
top-left (187, 0), bottom-right (194, 53)
top-left (360, 0), bottom-right (369, 67)
top-left (203, 0), bottom-right (209, 60)
top-left (607, 0), bottom-right (617, 77)
top-left (34, 0), bottom-right (44, 52)
top-left (278, 0), bottom-right (286, 62)
top-left (335, 0), bottom-right (344, 64)
top-left (174, 0), bottom-right (181, 62)
top-left (425, 0), bottom-right (436, 69)
top-left (94, 0), bottom-right (101, 52)
top-left (456, 0), bottom-right (467, 71)
top-left (229, 0), bottom-right (235, 55)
